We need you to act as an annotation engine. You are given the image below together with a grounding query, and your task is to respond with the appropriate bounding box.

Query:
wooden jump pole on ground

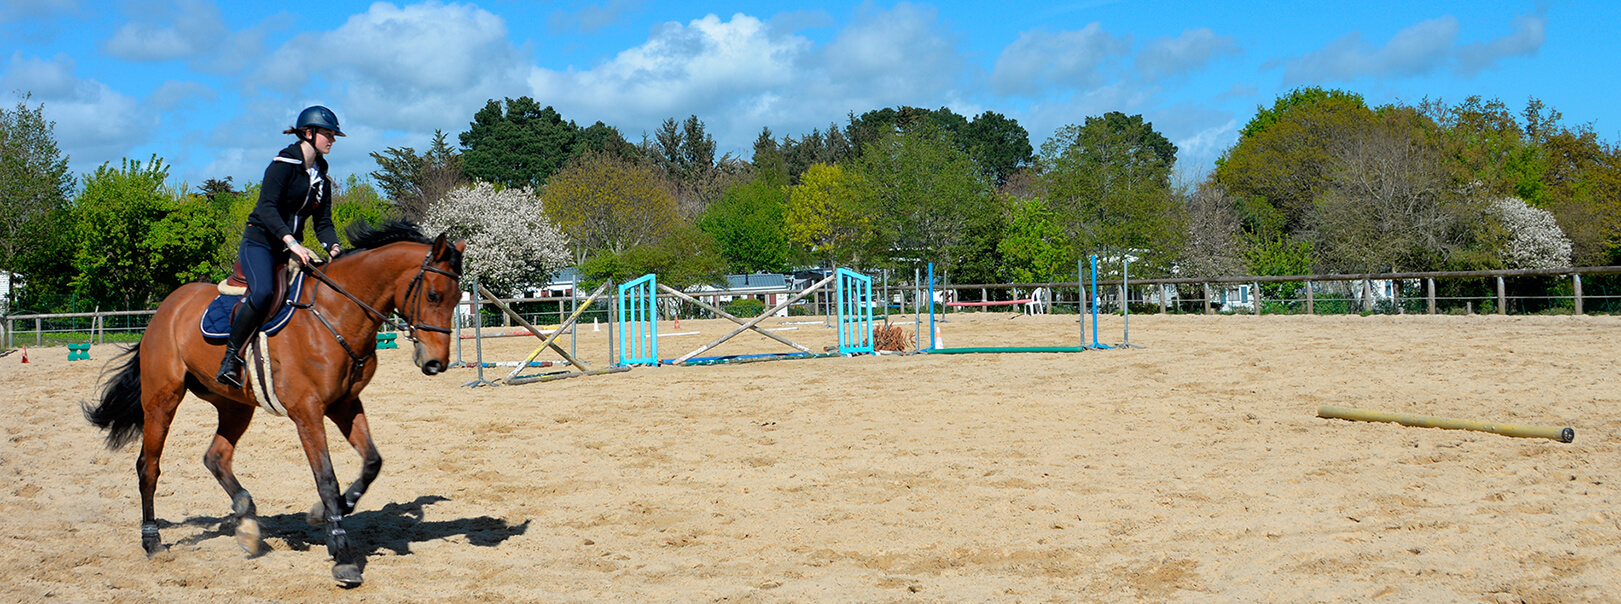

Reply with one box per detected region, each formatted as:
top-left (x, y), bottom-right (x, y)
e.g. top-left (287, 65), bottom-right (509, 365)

top-left (1317, 405), bottom-right (1574, 443)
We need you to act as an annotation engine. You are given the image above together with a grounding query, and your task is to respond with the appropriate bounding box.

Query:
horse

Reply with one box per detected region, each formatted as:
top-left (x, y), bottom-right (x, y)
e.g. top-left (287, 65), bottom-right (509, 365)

top-left (84, 219), bottom-right (464, 587)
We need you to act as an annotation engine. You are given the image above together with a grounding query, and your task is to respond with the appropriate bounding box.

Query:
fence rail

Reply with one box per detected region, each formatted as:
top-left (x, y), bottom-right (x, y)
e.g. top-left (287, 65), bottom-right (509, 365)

top-left (8, 265), bottom-right (1621, 347)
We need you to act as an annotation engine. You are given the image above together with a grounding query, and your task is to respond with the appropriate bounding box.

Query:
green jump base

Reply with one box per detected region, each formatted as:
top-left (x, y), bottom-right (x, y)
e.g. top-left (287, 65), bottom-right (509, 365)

top-left (925, 346), bottom-right (1085, 354)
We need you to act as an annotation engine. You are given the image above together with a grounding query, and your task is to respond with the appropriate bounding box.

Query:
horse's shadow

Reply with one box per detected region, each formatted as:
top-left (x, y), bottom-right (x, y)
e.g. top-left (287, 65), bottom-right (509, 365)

top-left (172, 495), bottom-right (528, 558)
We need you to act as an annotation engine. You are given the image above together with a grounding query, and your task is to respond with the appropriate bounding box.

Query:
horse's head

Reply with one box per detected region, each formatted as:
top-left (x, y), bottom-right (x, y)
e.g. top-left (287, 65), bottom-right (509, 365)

top-left (401, 233), bottom-right (465, 376)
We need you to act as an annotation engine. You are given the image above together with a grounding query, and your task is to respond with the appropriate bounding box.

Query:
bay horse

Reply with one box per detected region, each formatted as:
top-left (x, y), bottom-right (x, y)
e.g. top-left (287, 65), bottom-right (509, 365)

top-left (84, 219), bottom-right (464, 587)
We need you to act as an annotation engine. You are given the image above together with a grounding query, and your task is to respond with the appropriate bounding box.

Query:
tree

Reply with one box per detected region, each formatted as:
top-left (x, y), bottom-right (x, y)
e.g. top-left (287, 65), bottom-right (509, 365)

top-left (1179, 180), bottom-right (1246, 278)
top-left (1216, 88), bottom-right (1373, 234)
top-left (71, 157), bottom-right (222, 309)
top-left (854, 125), bottom-right (994, 269)
top-left (698, 177), bottom-right (791, 273)
top-left (780, 123), bottom-right (853, 184)
top-left (327, 175), bottom-right (395, 248)
top-left (371, 130), bottom-right (465, 221)
top-left (538, 152), bottom-right (678, 263)
top-left (1489, 196), bottom-right (1572, 269)
top-left (459, 97), bottom-right (579, 190)
top-left (650, 115), bottom-right (744, 220)
top-left (997, 196), bottom-right (1071, 283)
top-left (964, 111), bottom-right (1034, 186)
top-left (422, 182), bottom-right (570, 296)
top-left (784, 163), bottom-right (875, 268)
top-left (0, 96), bottom-right (74, 310)
top-left (579, 222), bottom-right (726, 291)
top-left (1039, 112), bottom-right (1183, 273)
top-left (1308, 108), bottom-right (1478, 273)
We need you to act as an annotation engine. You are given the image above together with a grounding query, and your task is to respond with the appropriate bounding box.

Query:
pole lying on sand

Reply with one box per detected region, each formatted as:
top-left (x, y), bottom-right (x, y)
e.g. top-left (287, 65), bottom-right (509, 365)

top-left (1317, 406), bottom-right (1574, 443)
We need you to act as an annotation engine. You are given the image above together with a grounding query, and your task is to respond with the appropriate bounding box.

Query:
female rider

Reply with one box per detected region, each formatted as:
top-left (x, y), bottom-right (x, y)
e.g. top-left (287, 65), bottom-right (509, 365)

top-left (216, 105), bottom-right (346, 388)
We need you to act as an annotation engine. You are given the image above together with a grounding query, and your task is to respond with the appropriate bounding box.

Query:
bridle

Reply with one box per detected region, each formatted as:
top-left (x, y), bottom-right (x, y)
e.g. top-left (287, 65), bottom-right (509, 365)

top-left (290, 246), bottom-right (460, 383)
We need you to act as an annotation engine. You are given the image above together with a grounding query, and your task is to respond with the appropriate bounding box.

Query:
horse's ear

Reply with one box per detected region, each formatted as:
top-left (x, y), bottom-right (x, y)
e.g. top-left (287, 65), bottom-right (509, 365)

top-left (430, 232), bottom-right (450, 260)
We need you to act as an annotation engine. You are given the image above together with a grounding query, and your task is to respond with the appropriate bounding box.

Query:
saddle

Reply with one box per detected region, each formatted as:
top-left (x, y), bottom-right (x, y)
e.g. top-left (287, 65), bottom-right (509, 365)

top-left (201, 264), bottom-right (307, 339)
top-left (218, 261), bottom-right (297, 324)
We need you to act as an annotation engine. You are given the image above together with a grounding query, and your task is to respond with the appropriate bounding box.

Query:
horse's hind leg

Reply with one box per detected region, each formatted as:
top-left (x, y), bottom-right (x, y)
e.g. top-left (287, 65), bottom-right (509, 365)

top-left (307, 397), bottom-right (382, 525)
top-left (137, 379), bottom-right (183, 556)
top-left (200, 399), bottom-right (262, 556)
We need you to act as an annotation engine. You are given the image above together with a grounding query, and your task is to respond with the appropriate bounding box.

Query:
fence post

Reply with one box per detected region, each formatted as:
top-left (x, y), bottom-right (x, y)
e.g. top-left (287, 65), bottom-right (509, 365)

top-left (1159, 284), bottom-right (1168, 314)
top-left (1203, 282), bottom-right (1211, 315)
top-left (1305, 280), bottom-right (1314, 315)
top-left (1393, 279), bottom-right (1402, 314)
top-left (1427, 278), bottom-right (1436, 315)
top-left (1496, 276), bottom-right (1506, 315)
top-left (1573, 274), bottom-right (1583, 315)
top-left (1252, 281), bottom-right (1261, 315)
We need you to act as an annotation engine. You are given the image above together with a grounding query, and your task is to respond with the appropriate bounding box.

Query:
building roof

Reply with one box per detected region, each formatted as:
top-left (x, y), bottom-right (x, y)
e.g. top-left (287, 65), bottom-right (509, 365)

top-left (725, 273), bottom-right (788, 290)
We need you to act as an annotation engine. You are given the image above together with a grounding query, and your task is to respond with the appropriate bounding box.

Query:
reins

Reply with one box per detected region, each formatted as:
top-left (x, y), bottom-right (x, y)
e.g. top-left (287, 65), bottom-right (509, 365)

top-left (287, 247), bottom-right (459, 388)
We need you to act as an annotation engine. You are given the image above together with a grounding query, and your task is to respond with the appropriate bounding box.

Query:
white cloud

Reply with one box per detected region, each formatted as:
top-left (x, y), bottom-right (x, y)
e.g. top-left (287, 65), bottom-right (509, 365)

top-left (0, 0), bottom-right (78, 23)
top-left (548, 0), bottom-right (643, 34)
top-left (101, 0), bottom-right (228, 61)
top-left (993, 23), bottom-right (1130, 97)
top-left (1137, 28), bottom-right (1240, 79)
top-left (529, 13), bottom-right (812, 138)
top-left (818, 3), bottom-right (965, 105)
top-left (1278, 9), bottom-right (1547, 84)
top-left (253, 1), bottom-right (531, 134)
top-left (0, 53), bottom-right (152, 170)
top-left (1281, 16), bottom-right (1458, 83)
top-left (1457, 7), bottom-right (1546, 76)
top-left (150, 80), bottom-right (215, 111)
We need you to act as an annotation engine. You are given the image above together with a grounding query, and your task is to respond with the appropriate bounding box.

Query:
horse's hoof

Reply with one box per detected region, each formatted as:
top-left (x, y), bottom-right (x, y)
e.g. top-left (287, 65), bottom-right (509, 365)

top-left (235, 517), bottom-right (265, 557)
top-left (143, 542), bottom-right (169, 558)
top-left (306, 502), bottom-right (325, 526)
top-left (141, 529), bottom-right (166, 557)
top-left (332, 563), bottom-right (363, 588)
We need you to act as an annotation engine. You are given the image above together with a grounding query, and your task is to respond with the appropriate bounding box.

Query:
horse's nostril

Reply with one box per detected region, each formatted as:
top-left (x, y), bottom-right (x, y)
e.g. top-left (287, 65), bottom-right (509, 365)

top-left (422, 360), bottom-right (444, 375)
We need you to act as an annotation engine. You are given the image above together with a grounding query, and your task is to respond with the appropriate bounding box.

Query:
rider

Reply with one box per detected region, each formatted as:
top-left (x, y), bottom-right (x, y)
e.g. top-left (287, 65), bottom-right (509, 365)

top-left (216, 105), bottom-right (346, 388)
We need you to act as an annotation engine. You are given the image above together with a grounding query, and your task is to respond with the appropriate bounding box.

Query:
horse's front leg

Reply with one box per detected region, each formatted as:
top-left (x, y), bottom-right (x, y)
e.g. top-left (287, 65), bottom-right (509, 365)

top-left (305, 397), bottom-right (382, 524)
top-left (290, 406), bottom-right (364, 587)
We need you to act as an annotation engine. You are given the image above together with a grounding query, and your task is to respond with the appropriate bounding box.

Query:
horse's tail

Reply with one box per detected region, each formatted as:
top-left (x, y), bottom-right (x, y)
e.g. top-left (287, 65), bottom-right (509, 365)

top-left (83, 343), bottom-right (144, 450)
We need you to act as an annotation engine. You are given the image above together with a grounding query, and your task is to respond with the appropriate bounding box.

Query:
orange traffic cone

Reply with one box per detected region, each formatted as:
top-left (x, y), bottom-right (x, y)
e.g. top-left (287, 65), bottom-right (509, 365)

top-left (20, 346), bottom-right (28, 363)
top-left (674, 316), bottom-right (681, 330)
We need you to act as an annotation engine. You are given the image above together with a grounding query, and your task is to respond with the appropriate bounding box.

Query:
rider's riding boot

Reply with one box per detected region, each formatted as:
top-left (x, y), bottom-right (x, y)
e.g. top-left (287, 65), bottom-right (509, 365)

top-left (216, 301), bottom-right (263, 388)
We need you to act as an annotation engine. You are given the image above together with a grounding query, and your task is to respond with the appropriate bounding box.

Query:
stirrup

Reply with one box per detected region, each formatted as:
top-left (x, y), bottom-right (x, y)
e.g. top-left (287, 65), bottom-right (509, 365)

top-left (216, 354), bottom-right (246, 389)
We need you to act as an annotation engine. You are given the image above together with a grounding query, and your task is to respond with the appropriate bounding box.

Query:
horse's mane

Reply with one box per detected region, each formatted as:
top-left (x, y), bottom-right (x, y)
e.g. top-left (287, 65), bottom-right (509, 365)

top-left (342, 218), bottom-right (463, 275)
top-left (344, 218), bottom-right (432, 250)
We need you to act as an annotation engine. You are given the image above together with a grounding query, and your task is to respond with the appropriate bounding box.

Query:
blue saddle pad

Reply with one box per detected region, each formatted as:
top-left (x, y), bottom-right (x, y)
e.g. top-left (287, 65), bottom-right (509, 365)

top-left (200, 271), bottom-right (307, 338)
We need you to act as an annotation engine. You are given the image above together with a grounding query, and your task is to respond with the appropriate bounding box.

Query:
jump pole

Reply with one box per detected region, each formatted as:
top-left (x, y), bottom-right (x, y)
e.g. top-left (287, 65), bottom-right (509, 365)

top-left (1318, 406), bottom-right (1574, 443)
top-left (658, 284), bottom-right (812, 354)
top-left (482, 281), bottom-right (611, 383)
top-left (1089, 255), bottom-right (1113, 350)
top-left (462, 279), bottom-right (496, 388)
top-left (671, 272), bottom-right (837, 365)
top-left (1120, 256), bottom-right (1141, 349)
top-left (927, 262), bottom-right (937, 351)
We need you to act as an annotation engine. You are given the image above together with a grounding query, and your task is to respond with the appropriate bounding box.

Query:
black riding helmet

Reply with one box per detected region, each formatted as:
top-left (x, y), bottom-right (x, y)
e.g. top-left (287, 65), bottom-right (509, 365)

top-left (295, 105), bottom-right (345, 137)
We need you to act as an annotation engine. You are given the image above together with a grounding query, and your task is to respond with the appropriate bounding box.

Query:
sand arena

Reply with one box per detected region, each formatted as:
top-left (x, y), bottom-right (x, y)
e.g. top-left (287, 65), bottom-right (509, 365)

top-left (2, 313), bottom-right (1617, 602)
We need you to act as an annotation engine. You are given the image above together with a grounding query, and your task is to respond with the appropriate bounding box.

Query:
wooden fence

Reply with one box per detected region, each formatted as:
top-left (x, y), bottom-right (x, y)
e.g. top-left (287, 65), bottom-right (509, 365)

top-left (7, 265), bottom-right (1620, 347)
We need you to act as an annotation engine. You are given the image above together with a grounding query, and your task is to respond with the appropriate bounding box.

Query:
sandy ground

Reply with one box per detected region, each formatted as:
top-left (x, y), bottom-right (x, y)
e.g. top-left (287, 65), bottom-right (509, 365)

top-left (1, 312), bottom-right (1618, 603)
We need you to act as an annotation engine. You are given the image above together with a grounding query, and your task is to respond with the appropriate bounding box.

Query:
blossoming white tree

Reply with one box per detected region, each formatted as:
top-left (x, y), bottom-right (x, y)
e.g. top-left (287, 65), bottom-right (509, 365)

top-left (1490, 197), bottom-right (1572, 269)
top-left (423, 182), bottom-right (571, 295)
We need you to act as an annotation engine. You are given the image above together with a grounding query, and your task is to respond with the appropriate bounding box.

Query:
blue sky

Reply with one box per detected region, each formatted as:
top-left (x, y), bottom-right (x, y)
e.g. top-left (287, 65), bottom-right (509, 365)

top-left (2, 1), bottom-right (1610, 192)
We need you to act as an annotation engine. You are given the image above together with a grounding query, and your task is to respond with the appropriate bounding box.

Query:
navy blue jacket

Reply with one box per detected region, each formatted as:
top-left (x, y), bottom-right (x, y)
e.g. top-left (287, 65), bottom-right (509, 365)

top-left (244, 142), bottom-right (340, 253)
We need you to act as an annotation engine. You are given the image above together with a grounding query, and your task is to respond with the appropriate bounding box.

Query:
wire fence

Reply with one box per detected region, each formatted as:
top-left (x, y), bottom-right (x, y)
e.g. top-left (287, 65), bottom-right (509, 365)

top-left (8, 266), bottom-right (1621, 348)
